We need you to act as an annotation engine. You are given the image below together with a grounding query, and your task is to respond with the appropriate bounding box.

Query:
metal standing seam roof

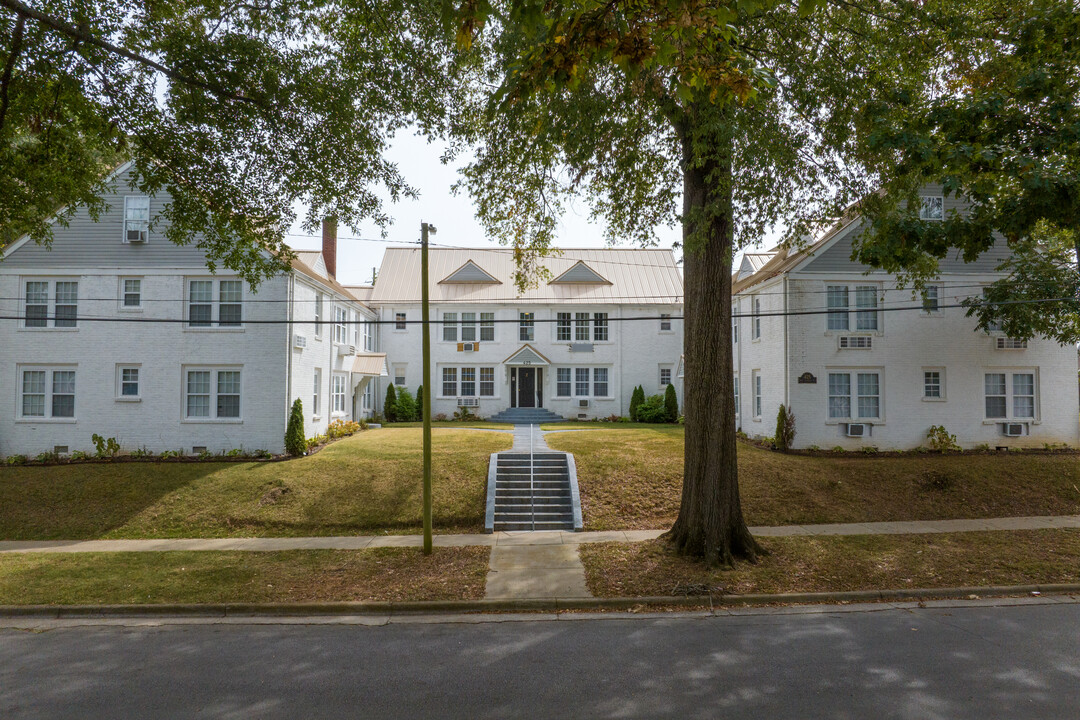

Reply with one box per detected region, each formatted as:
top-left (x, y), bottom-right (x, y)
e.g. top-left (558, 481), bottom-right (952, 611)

top-left (368, 247), bottom-right (683, 305)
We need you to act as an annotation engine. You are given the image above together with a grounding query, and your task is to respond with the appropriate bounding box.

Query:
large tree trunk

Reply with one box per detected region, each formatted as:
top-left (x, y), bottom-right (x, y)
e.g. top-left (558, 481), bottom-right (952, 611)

top-left (662, 110), bottom-right (764, 567)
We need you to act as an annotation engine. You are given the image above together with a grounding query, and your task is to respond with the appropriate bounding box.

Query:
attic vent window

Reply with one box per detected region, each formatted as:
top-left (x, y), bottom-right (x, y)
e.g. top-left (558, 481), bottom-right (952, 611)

top-left (124, 196), bottom-right (150, 243)
top-left (550, 261), bottom-right (611, 285)
top-left (439, 261), bottom-right (500, 285)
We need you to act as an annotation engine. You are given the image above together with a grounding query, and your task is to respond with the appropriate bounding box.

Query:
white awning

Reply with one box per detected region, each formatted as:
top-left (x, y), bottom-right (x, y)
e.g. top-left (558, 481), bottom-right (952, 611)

top-left (351, 353), bottom-right (388, 376)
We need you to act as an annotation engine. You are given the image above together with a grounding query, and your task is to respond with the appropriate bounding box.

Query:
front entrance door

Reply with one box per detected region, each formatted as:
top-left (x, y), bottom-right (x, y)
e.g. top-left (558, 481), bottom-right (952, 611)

top-left (517, 368), bottom-right (536, 408)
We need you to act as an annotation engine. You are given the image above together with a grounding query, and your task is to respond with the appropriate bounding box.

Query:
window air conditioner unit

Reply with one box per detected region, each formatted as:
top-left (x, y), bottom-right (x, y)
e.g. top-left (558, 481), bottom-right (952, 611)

top-left (578, 399), bottom-right (590, 408)
top-left (347, 344), bottom-right (356, 355)
top-left (996, 337), bottom-right (1028, 350)
top-left (126, 229), bottom-right (148, 243)
top-left (846, 423), bottom-right (867, 438)
top-left (838, 336), bottom-right (872, 349)
top-left (461, 342), bottom-right (476, 352)
top-left (458, 397), bottom-right (479, 407)
top-left (294, 334), bottom-right (307, 349)
top-left (1003, 423), bottom-right (1025, 437)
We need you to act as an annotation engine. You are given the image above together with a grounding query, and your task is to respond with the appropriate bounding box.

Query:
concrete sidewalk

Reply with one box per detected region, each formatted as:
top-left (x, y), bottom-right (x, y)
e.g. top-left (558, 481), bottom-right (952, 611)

top-left (2, 514), bottom-right (1077, 554)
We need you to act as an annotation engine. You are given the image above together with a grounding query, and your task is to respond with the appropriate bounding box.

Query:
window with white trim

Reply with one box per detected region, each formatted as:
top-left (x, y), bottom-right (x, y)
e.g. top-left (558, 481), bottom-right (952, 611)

top-left (574, 312), bottom-right (590, 341)
top-left (519, 312), bottom-right (534, 341)
top-left (733, 373), bottom-right (740, 416)
top-left (923, 369), bottom-right (944, 400)
top-left (312, 369), bottom-right (321, 416)
top-left (334, 306), bottom-right (349, 344)
top-left (187, 279), bottom-right (243, 328)
top-left (121, 278), bottom-right (142, 309)
top-left (442, 367), bottom-right (457, 397)
top-left (480, 313), bottom-right (495, 342)
top-left (441, 367), bottom-right (495, 397)
top-left (393, 364), bottom-right (407, 386)
top-left (314, 294), bottom-right (323, 337)
top-left (331, 373), bottom-right (347, 414)
top-left (575, 368), bottom-right (590, 397)
top-left (660, 313), bottom-right (672, 332)
top-left (442, 312), bottom-right (458, 342)
top-left (362, 381), bottom-right (372, 410)
top-left (460, 312), bottom-right (477, 342)
top-left (593, 368), bottom-right (609, 397)
top-left (827, 371), bottom-right (881, 420)
top-left (753, 371), bottom-right (762, 418)
top-left (556, 368), bottom-right (571, 397)
top-left (123, 196), bottom-right (150, 242)
top-left (659, 367), bottom-right (672, 387)
top-left (479, 367), bottom-right (495, 396)
top-left (19, 367), bottom-right (76, 419)
top-left (984, 372), bottom-right (1036, 420)
top-left (826, 284), bottom-right (880, 331)
top-left (732, 304), bottom-right (738, 343)
top-left (557, 312), bottom-right (572, 341)
top-left (922, 285), bottom-right (941, 313)
top-left (394, 311), bottom-right (406, 331)
top-left (363, 322), bottom-right (375, 351)
top-left (920, 195), bottom-right (943, 221)
top-left (23, 279), bottom-right (78, 329)
top-left (461, 367), bottom-right (476, 396)
top-left (117, 366), bottom-right (140, 399)
top-left (184, 368), bottom-right (242, 419)
top-left (752, 297), bottom-right (761, 340)
top-left (593, 313), bottom-right (609, 341)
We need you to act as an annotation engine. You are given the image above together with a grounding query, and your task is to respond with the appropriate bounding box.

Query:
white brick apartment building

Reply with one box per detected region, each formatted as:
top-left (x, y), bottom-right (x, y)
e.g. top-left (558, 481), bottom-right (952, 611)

top-left (367, 247), bottom-right (684, 421)
top-left (732, 189), bottom-right (1080, 450)
top-left (0, 163), bottom-right (385, 457)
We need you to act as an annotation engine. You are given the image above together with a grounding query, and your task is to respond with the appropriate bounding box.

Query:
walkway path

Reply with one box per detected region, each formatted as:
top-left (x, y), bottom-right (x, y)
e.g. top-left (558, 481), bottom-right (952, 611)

top-left (3, 515), bottom-right (1077, 555)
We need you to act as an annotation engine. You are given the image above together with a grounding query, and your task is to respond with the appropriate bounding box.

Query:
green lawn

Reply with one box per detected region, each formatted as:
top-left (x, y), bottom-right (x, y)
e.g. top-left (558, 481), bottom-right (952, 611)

top-left (0, 428), bottom-right (511, 540)
top-left (389, 421), bottom-right (513, 430)
top-left (0, 547), bottom-right (490, 604)
top-left (546, 427), bottom-right (1080, 530)
top-left (580, 529), bottom-right (1080, 598)
top-left (539, 422), bottom-right (681, 431)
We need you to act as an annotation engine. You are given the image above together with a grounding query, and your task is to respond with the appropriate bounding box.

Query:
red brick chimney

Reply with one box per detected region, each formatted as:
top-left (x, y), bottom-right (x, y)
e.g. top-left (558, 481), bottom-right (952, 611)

top-left (321, 218), bottom-right (337, 278)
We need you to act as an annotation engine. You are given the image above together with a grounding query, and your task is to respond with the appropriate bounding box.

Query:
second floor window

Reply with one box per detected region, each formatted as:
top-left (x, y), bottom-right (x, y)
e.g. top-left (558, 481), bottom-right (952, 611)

top-left (826, 284), bottom-right (879, 332)
top-left (660, 313), bottom-right (672, 332)
top-left (24, 279), bottom-right (78, 328)
top-left (752, 297), bottom-right (761, 340)
top-left (519, 312), bottom-right (534, 341)
top-left (920, 196), bottom-right (943, 221)
top-left (188, 279), bottom-right (242, 328)
top-left (122, 278), bottom-right (142, 308)
top-left (593, 313), bottom-right (609, 341)
top-left (395, 312), bottom-right (406, 330)
top-left (557, 312), bottom-right (572, 341)
top-left (334, 306), bottom-right (349, 344)
top-left (575, 312), bottom-right (590, 341)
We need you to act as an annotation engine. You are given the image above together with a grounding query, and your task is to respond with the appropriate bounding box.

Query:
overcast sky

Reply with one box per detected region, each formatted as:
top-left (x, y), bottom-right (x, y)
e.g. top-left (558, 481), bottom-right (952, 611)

top-left (285, 133), bottom-right (686, 286)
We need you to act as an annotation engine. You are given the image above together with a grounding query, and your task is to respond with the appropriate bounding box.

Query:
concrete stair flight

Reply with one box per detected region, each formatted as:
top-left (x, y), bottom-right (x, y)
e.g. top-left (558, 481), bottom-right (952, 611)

top-left (490, 452), bottom-right (576, 531)
top-left (488, 408), bottom-right (564, 425)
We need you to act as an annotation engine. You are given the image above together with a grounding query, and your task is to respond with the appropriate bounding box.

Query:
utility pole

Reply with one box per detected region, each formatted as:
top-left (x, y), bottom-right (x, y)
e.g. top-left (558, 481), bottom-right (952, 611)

top-left (421, 222), bottom-right (435, 555)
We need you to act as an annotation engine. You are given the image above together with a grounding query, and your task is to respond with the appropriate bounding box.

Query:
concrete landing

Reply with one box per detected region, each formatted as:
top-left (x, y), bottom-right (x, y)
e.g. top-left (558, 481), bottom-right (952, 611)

top-left (485, 544), bottom-right (591, 600)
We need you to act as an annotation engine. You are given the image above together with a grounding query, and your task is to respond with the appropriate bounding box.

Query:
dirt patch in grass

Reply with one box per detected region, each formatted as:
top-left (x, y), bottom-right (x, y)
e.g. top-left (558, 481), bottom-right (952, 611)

top-left (579, 530), bottom-right (1080, 598)
top-left (0, 428), bottom-right (511, 540)
top-left (546, 427), bottom-right (1080, 530)
top-left (0, 547), bottom-right (490, 605)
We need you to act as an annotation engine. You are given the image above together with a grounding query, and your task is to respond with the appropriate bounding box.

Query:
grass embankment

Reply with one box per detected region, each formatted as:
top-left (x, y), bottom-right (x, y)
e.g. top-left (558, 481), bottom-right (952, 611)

top-left (0, 428), bottom-right (511, 540)
top-left (545, 427), bottom-right (1080, 530)
top-left (580, 530), bottom-right (1080, 598)
top-left (0, 547), bottom-right (489, 605)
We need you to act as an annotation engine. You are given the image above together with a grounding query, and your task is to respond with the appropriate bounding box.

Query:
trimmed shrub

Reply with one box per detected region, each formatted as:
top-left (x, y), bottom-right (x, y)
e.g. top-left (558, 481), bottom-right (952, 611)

top-left (636, 394), bottom-right (669, 423)
top-left (395, 388), bottom-right (418, 422)
top-left (415, 385), bottom-right (424, 419)
top-left (629, 385), bottom-right (645, 421)
top-left (664, 383), bottom-right (679, 423)
top-left (285, 398), bottom-right (306, 456)
top-left (384, 383), bottom-right (398, 422)
top-left (774, 404), bottom-right (796, 451)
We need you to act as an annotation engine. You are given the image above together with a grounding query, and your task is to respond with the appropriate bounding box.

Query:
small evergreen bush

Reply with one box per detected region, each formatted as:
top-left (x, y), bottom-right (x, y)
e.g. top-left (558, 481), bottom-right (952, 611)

top-left (629, 385), bottom-right (645, 421)
top-left (285, 398), bottom-right (306, 456)
top-left (395, 388), bottom-right (419, 422)
top-left (636, 394), bottom-right (669, 423)
top-left (663, 383), bottom-right (679, 423)
top-left (416, 385), bottom-right (424, 419)
top-left (384, 383), bottom-right (398, 422)
top-left (774, 404), bottom-right (796, 451)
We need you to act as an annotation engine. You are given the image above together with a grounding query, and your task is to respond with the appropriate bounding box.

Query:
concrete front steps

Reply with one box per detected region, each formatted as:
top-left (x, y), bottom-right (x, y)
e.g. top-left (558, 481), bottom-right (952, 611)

top-left (486, 452), bottom-right (582, 532)
top-left (488, 408), bottom-right (564, 425)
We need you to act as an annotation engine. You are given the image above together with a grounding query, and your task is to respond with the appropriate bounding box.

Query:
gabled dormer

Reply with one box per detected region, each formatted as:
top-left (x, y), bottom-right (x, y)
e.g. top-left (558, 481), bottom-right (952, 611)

top-left (439, 260), bottom-right (501, 285)
top-left (549, 260), bottom-right (611, 285)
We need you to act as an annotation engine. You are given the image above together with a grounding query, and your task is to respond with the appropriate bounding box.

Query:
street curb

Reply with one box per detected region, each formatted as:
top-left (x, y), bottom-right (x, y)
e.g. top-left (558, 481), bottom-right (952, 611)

top-left (2, 583), bottom-right (1078, 619)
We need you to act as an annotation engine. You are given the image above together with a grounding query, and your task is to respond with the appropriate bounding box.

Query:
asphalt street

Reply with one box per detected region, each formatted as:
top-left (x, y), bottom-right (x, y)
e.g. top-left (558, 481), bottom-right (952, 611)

top-left (2, 599), bottom-right (1078, 719)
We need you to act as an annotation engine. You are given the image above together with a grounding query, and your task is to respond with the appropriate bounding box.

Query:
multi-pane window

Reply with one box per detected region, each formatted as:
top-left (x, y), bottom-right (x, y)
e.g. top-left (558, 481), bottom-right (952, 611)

top-left (24, 280), bottom-right (78, 328)
top-left (479, 368), bottom-right (495, 397)
top-left (123, 196), bottom-right (150, 242)
top-left (461, 312), bottom-right (477, 342)
top-left (185, 368), bottom-right (242, 419)
top-left (985, 372), bottom-right (1036, 419)
top-left (557, 368), bottom-right (572, 397)
top-left (660, 368), bottom-right (672, 387)
top-left (314, 294), bottom-right (323, 337)
top-left (753, 372), bottom-right (762, 417)
top-left (442, 312), bottom-right (458, 342)
top-left (920, 196), bottom-right (944, 221)
top-left (593, 368), bottom-right (609, 397)
top-left (395, 311), bottom-right (407, 330)
top-left (332, 374), bottom-right (347, 414)
top-left (393, 364), bottom-right (406, 386)
top-left (593, 313), bottom-right (609, 341)
top-left (826, 284), bottom-right (880, 331)
top-left (575, 312), bottom-right (590, 341)
top-left (732, 306), bottom-right (738, 343)
top-left (519, 312), bottom-right (535, 341)
top-left (557, 312), bottom-right (572, 341)
top-left (19, 368), bottom-right (76, 419)
top-left (362, 381), bottom-right (372, 410)
top-left (119, 367), bottom-right (140, 398)
top-left (924, 371), bottom-right (943, 399)
top-left (922, 285), bottom-right (940, 313)
top-left (363, 322), bottom-right (375, 351)
top-left (461, 368), bottom-right (476, 397)
top-left (442, 368), bottom-right (457, 397)
top-left (313, 369), bottom-right (321, 415)
top-left (827, 371), bottom-right (881, 420)
top-left (188, 279), bottom-right (242, 328)
top-left (334, 306), bottom-right (349, 344)
top-left (660, 313), bottom-right (672, 332)
top-left (733, 374), bottom-right (740, 416)
top-left (122, 278), bottom-right (142, 308)
top-left (480, 313), bottom-right (495, 342)
top-left (752, 297), bottom-right (761, 339)
top-left (575, 368), bottom-right (590, 396)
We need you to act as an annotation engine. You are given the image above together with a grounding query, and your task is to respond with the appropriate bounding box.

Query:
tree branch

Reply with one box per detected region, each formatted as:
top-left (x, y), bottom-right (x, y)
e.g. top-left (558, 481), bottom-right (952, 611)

top-left (0, 0), bottom-right (268, 108)
top-left (0, 14), bottom-right (24, 133)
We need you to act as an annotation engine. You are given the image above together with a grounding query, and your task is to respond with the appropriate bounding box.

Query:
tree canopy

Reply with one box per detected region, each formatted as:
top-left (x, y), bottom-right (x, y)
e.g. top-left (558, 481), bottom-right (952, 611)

top-left (0, 0), bottom-right (460, 284)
